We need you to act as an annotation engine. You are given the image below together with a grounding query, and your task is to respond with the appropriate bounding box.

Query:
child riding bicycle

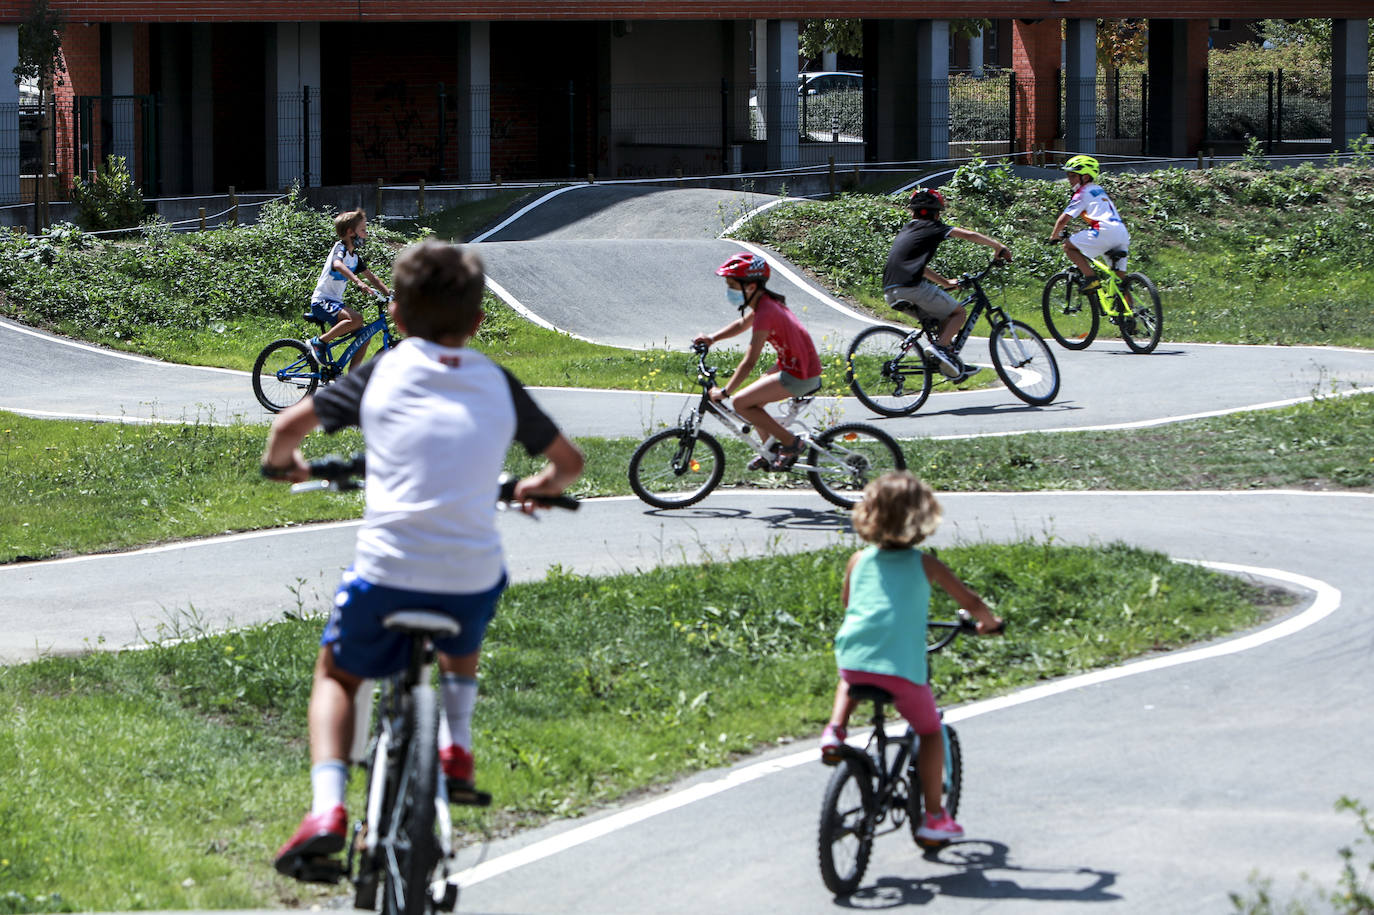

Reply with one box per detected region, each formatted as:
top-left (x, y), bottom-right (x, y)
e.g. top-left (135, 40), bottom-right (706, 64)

top-left (307, 209), bottom-right (392, 373)
top-left (819, 471), bottom-right (1001, 842)
top-left (1048, 155), bottom-right (1132, 308)
top-left (263, 239), bottom-right (585, 878)
top-left (882, 188), bottom-right (1012, 382)
top-left (693, 251), bottom-right (822, 471)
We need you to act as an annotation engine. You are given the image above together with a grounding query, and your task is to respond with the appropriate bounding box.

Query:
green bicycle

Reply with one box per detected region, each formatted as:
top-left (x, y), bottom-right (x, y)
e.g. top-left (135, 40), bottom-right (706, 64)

top-left (1041, 237), bottom-right (1162, 354)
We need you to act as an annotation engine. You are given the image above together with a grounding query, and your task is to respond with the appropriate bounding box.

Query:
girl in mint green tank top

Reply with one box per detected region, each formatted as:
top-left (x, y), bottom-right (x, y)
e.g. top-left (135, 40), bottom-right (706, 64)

top-left (820, 473), bottom-right (1002, 843)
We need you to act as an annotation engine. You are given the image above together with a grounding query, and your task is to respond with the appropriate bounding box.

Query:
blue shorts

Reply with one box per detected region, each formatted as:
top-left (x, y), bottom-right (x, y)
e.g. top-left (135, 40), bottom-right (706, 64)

top-left (307, 299), bottom-right (347, 324)
top-left (321, 568), bottom-right (507, 678)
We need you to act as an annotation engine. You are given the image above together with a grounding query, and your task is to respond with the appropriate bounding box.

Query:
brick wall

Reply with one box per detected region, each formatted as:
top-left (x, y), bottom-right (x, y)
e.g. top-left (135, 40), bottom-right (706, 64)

top-left (50, 23), bottom-right (99, 190)
top-left (1011, 19), bottom-right (1060, 157)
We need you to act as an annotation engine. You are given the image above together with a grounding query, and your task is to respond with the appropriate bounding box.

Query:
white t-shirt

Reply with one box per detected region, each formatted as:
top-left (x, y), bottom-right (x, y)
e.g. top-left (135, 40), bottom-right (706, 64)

top-left (312, 241), bottom-right (366, 304)
top-left (1062, 182), bottom-right (1126, 230)
top-left (313, 339), bottom-right (559, 594)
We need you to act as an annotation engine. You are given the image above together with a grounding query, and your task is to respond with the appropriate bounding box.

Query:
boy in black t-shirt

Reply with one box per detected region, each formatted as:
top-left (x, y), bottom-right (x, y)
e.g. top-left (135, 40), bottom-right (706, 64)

top-left (881, 188), bottom-right (1012, 380)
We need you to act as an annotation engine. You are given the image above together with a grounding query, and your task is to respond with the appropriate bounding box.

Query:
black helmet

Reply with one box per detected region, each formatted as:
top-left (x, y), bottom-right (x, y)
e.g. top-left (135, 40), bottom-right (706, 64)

top-left (907, 187), bottom-right (946, 218)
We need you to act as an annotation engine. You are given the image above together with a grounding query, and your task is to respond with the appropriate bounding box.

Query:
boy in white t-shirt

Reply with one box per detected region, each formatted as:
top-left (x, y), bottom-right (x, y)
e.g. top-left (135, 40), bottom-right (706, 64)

top-left (1049, 155), bottom-right (1131, 305)
top-left (263, 240), bottom-right (584, 879)
top-left (307, 209), bottom-right (391, 372)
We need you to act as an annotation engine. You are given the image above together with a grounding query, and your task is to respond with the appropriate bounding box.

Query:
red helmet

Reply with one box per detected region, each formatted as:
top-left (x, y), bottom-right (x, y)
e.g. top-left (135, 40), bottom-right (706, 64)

top-left (908, 187), bottom-right (946, 218)
top-left (715, 251), bottom-right (771, 283)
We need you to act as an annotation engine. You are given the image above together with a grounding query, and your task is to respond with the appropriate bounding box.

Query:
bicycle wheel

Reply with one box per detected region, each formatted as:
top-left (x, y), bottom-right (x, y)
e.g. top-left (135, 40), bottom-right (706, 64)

top-left (818, 758), bottom-right (875, 896)
top-left (1040, 272), bottom-right (1099, 350)
top-left (807, 423), bottom-right (906, 509)
top-left (382, 685), bottom-right (441, 915)
top-left (628, 427), bottom-right (725, 509)
top-left (844, 325), bottom-right (932, 417)
top-left (1118, 273), bottom-right (1163, 354)
top-left (908, 726), bottom-right (963, 846)
top-left (989, 321), bottom-right (1060, 406)
top-left (252, 338), bottom-right (319, 413)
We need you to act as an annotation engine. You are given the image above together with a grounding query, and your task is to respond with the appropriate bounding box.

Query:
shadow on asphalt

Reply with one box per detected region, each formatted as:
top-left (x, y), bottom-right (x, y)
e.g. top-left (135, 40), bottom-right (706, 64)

top-left (918, 401), bottom-right (1083, 420)
top-left (639, 501), bottom-right (854, 533)
top-left (834, 840), bottom-right (1119, 907)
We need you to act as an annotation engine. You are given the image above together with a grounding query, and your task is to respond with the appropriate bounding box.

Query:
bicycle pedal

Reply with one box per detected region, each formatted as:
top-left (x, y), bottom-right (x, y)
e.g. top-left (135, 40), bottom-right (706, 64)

top-left (434, 881), bottom-right (460, 912)
top-left (291, 856), bottom-right (346, 885)
top-left (447, 780), bottom-right (492, 807)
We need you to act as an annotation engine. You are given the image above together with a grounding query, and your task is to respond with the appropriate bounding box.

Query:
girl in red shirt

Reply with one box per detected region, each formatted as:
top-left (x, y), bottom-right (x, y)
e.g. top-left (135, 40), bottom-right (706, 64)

top-left (693, 252), bottom-right (823, 471)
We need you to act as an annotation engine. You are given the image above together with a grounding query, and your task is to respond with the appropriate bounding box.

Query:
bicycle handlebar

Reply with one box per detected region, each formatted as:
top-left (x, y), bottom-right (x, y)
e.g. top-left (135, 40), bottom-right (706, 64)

top-left (262, 453), bottom-right (580, 510)
top-left (926, 609), bottom-right (1006, 653)
top-left (955, 255), bottom-right (1009, 289)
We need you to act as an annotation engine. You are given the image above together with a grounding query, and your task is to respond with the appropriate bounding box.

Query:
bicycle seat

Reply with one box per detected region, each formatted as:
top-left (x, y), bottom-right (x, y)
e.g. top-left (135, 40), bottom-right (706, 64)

top-left (382, 610), bottom-right (461, 638)
top-left (848, 684), bottom-right (895, 706)
top-left (301, 311), bottom-right (329, 331)
top-left (1106, 248), bottom-right (1128, 260)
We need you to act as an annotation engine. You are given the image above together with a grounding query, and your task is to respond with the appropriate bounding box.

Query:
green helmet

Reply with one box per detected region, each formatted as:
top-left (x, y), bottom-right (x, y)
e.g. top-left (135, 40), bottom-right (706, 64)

top-left (1062, 155), bottom-right (1101, 182)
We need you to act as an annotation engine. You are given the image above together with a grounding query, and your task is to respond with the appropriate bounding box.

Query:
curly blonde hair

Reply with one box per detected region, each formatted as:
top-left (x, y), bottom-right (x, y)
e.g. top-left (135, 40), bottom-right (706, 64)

top-left (850, 471), bottom-right (942, 549)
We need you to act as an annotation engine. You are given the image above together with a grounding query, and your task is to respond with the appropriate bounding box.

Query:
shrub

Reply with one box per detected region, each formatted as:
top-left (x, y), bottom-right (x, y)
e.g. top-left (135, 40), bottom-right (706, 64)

top-left (68, 156), bottom-right (145, 232)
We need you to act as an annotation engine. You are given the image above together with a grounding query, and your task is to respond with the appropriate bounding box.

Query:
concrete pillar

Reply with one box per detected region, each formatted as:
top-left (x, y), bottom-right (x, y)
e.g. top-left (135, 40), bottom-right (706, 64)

top-left (457, 22), bottom-right (491, 183)
top-left (190, 25), bottom-right (214, 193)
top-left (763, 19), bottom-right (799, 170)
top-left (156, 26), bottom-right (185, 194)
top-left (915, 20), bottom-right (950, 162)
top-left (109, 24), bottom-right (136, 169)
top-left (1145, 19), bottom-right (1208, 158)
top-left (268, 22), bottom-right (322, 189)
top-left (1012, 19), bottom-right (1061, 157)
top-left (1064, 19), bottom-right (1097, 155)
top-left (0, 25), bottom-right (19, 204)
top-left (822, 51), bottom-right (838, 71)
top-left (970, 29), bottom-right (984, 78)
top-left (1332, 20), bottom-right (1370, 152)
top-left (864, 20), bottom-right (920, 162)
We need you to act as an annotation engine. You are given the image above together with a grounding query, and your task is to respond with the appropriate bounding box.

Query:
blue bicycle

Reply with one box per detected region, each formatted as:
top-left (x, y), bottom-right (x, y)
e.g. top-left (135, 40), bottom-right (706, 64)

top-left (252, 294), bottom-right (400, 412)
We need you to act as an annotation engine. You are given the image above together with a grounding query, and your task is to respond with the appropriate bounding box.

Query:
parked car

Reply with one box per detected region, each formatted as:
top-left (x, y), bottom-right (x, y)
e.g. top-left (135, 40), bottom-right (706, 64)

top-left (750, 71), bottom-right (863, 107)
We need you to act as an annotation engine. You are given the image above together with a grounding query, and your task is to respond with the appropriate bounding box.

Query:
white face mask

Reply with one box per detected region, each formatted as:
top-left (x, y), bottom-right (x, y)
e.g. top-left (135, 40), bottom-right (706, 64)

top-left (726, 287), bottom-right (747, 309)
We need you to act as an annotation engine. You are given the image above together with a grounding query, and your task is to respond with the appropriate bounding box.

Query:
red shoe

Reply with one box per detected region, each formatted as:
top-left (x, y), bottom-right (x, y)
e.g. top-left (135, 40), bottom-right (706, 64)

top-left (440, 744), bottom-right (474, 787)
top-left (274, 805), bottom-right (347, 878)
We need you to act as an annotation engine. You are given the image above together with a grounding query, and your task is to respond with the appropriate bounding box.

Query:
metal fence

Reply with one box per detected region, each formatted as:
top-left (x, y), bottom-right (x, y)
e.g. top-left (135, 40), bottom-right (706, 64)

top-left (949, 70), bottom-right (1015, 142)
top-left (1057, 70), bottom-right (1147, 144)
top-left (1206, 68), bottom-right (1374, 146)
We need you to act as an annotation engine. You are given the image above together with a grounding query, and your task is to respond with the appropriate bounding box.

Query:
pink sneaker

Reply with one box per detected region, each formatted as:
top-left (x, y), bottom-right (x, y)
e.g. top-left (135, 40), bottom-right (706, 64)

top-left (819, 724), bottom-right (847, 765)
top-left (274, 804), bottom-right (347, 877)
top-left (916, 808), bottom-right (964, 843)
top-left (440, 744), bottom-right (474, 787)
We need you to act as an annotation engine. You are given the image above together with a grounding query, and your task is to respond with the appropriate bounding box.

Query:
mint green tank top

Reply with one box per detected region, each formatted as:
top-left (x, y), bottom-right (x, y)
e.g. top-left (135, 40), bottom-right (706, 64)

top-left (833, 546), bottom-right (931, 684)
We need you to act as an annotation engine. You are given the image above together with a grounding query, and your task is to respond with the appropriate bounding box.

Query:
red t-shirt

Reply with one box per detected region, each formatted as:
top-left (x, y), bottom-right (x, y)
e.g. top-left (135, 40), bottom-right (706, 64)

top-left (752, 294), bottom-right (822, 379)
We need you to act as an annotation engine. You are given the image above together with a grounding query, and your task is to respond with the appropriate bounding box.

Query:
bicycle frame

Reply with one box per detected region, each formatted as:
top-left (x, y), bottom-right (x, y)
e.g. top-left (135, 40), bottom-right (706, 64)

top-left (894, 269), bottom-right (1012, 361)
top-left (323, 298), bottom-right (398, 369)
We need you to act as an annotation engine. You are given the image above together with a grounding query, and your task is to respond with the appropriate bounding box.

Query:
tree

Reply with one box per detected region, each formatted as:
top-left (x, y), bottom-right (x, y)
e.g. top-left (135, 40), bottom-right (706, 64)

top-left (1097, 19), bottom-right (1148, 71)
top-left (13, 0), bottom-right (65, 232)
top-left (798, 18), bottom-right (991, 66)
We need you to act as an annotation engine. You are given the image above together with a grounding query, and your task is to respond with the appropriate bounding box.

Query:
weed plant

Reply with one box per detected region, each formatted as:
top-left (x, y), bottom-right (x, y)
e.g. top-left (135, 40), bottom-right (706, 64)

top-left (1230, 797), bottom-right (1374, 914)
top-left (0, 540), bottom-right (1277, 910)
top-left (4, 392), bottom-right (1370, 563)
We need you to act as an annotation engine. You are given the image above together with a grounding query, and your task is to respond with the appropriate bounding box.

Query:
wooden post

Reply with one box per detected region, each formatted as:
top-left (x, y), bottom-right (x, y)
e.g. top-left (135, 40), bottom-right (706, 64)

top-left (828, 156), bottom-right (836, 197)
top-left (375, 178), bottom-right (383, 218)
top-left (198, 207), bottom-right (206, 231)
top-left (494, 174), bottom-right (502, 186)
top-left (418, 179), bottom-right (425, 216)
top-left (228, 186), bottom-right (238, 226)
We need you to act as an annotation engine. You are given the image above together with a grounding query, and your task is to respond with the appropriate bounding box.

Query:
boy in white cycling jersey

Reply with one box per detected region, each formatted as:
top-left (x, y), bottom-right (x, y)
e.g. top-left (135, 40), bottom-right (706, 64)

top-left (307, 209), bottom-right (391, 372)
top-left (263, 240), bottom-right (584, 879)
top-left (1049, 155), bottom-right (1131, 303)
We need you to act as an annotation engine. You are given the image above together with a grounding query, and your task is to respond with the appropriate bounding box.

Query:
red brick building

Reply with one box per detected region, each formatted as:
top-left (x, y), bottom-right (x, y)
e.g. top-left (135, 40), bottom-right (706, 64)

top-left (0, 3), bottom-right (1366, 203)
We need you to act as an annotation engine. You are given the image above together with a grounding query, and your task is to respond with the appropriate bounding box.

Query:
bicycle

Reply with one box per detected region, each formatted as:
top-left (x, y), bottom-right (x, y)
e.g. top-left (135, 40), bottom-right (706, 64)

top-left (816, 610), bottom-right (1003, 896)
top-left (1041, 234), bottom-right (1162, 354)
top-left (252, 294), bottom-right (401, 413)
top-left (844, 257), bottom-right (1061, 417)
top-left (270, 454), bottom-right (577, 915)
top-left (627, 343), bottom-right (905, 510)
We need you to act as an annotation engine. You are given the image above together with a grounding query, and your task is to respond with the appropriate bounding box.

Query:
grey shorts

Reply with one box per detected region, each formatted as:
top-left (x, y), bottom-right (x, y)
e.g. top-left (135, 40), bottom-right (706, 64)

top-left (779, 371), bottom-right (822, 397)
top-left (883, 280), bottom-right (960, 320)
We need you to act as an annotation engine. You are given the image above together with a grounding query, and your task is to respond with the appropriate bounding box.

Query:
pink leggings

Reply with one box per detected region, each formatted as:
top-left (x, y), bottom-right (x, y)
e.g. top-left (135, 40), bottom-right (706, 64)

top-left (840, 669), bottom-right (941, 735)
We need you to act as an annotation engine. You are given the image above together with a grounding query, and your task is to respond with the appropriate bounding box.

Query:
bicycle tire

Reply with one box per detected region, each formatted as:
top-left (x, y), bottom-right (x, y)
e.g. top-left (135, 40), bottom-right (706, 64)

top-left (382, 685), bottom-right (441, 915)
top-left (807, 423), bottom-right (906, 509)
top-left (908, 725), bottom-right (963, 846)
top-left (844, 325), bottom-right (932, 417)
top-left (818, 758), bottom-right (875, 896)
top-left (989, 321), bottom-right (1060, 406)
top-left (1118, 273), bottom-right (1163, 354)
top-left (252, 338), bottom-right (319, 413)
top-left (627, 427), bottom-right (725, 510)
top-left (1040, 272), bottom-right (1099, 350)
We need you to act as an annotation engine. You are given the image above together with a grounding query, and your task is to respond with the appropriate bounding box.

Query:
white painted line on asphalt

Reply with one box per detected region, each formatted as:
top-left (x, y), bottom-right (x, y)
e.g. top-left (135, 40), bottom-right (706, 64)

top-left (481, 275), bottom-right (624, 348)
top-left (0, 318), bottom-right (248, 375)
top-left (470, 186), bottom-right (582, 243)
top-left (718, 197), bottom-right (797, 237)
top-left (733, 239), bottom-right (877, 326)
top-left (452, 557), bottom-right (1340, 889)
top-left (0, 407), bottom-right (217, 425)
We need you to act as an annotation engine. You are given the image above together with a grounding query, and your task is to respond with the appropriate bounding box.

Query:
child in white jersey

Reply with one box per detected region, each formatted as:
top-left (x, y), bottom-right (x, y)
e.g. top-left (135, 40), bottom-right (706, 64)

top-left (820, 472), bottom-right (1001, 842)
top-left (307, 209), bottom-right (391, 372)
top-left (1049, 155), bottom-right (1132, 303)
top-left (263, 240), bottom-right (584, 879)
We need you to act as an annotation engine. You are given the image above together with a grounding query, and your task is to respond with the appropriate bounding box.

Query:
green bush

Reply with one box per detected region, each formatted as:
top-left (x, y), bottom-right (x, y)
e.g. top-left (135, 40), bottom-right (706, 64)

top-left (68, 155), bottom-right (145, 232)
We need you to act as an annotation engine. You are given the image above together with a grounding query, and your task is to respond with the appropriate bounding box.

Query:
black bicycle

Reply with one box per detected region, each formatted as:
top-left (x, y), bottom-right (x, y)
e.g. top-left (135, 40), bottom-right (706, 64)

top-left (845, 257), bottom-right (1061, 417)
top-left (627, 343), bottom-right (905, 510)
top-left (817, 611), bottom-right (1002, 896)
top-left (270, 454), bottom-right (576, 915)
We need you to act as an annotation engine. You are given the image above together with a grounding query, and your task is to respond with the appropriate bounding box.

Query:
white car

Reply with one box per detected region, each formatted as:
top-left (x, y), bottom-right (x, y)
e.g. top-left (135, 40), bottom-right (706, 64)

top-left (750, 71), bottom-right (863, 106)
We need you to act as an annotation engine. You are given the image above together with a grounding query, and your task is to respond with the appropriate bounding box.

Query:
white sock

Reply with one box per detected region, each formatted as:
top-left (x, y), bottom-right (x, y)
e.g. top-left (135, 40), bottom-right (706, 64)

top-left (310, 759), bottom-right (348, 815)
top-left (438, 674), bottom-right (478, 751)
